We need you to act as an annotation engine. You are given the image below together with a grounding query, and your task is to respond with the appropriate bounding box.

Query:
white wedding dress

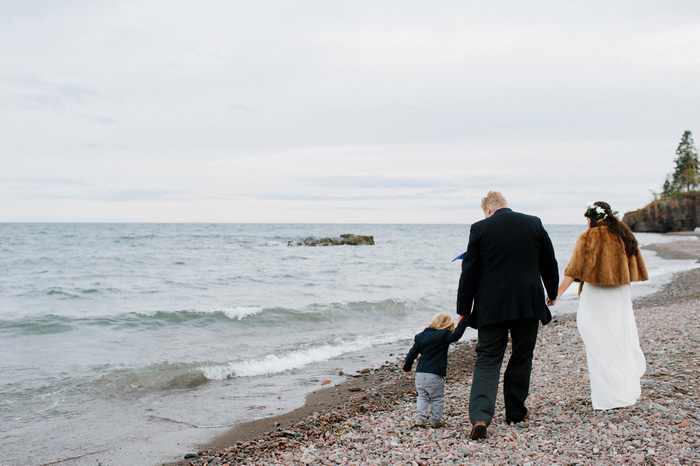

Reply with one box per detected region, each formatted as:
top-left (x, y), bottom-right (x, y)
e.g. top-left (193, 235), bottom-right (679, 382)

top-left (576, 283), bottom-right (646, 410)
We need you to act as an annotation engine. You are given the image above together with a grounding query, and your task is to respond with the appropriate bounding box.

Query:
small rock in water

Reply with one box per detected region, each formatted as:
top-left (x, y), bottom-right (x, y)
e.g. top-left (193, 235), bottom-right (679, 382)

top-left (183, 453), bottom-right (199, 459)
top-left (322, 379), bottom-right (331, 385)
top-left (288, 234), bottom-right (375, 247)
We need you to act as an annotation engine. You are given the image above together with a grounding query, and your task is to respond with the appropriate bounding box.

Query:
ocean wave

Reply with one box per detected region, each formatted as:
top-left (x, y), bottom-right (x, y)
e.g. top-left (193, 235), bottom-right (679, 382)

top-left (114, 234), bottom-right (158, 241)
top-left (1, 362), bottom-right (212, 402)
top-left (192, 306), bottom-right (264, 320)
top-left (297, 298), bottom-right (420, 321)
top-left (0, 298), bottom-right (424, 336)
top-left (39, 333), bottom-right (409, 395)
top-left (40, 286), bottom-right (123, 299)
top-left (45, 287), bottom-right (82, 299)
top-left (0, 314), bottom-right (77, 335)
top-left (95, 362), bottom-right (209, 394)
top-left (135, 306), bottom-right (269, 322)
top-left (4, 332), bottom-right (408, 399)
top-left (0, 307), bottom-right (266, 335)
top-left (8, 332), bottom-right (406, 397)
top-left (201, 332), bottom-right (409, 379)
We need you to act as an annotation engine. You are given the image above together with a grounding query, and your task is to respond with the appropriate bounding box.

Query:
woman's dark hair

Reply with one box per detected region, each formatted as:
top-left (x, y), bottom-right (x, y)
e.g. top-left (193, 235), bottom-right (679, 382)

top-left (585, 201), bottom-right (639, 256)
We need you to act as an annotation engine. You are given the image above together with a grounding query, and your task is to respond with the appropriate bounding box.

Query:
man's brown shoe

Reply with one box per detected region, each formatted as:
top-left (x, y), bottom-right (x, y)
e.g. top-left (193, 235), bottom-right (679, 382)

top-left (469, 421), bottom-right (487, 440)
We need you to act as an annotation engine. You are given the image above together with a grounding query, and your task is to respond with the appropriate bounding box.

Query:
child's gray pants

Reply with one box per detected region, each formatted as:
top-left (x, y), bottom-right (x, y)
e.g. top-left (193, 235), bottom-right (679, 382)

top-left (415, 372), bottom-right (445, 421)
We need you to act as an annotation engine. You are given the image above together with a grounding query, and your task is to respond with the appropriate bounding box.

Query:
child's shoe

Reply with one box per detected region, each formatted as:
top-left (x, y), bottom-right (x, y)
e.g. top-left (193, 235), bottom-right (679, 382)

top-left (430, 419), bottom-right (445, 428)
top-left (414, 417), bottom-right (428, 428)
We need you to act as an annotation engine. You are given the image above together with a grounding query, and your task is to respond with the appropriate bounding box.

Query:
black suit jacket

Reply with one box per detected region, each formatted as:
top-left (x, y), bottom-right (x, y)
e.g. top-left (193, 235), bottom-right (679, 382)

top-left (457, 208), bottom-right (559, 329)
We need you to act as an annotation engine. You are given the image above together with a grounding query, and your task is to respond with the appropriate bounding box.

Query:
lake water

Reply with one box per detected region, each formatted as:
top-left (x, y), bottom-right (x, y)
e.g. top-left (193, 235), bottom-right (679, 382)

top-left (1, 223), bottom-right (697, 465)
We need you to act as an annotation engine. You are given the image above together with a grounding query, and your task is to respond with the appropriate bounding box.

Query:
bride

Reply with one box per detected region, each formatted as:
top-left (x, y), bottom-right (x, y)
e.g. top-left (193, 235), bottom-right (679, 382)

top-left (549, 201), bottom-right (648, 410)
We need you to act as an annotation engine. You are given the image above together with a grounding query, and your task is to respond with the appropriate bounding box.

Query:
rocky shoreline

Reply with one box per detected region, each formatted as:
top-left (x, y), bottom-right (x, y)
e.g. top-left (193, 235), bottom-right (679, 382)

top-left (622, 192), bottom-right (700, 233)
top-left (167, 238), bottom-right (700, 466)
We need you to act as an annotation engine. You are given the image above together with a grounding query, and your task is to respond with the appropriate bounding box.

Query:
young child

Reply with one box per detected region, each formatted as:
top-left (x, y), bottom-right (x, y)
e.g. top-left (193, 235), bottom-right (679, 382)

top-left (403, 312), bottom-right (468, 427)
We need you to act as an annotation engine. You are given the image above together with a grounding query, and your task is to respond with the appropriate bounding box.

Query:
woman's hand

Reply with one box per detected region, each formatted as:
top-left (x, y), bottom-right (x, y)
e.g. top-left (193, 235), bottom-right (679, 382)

top-left (546, 296), bottom-right (557, 306)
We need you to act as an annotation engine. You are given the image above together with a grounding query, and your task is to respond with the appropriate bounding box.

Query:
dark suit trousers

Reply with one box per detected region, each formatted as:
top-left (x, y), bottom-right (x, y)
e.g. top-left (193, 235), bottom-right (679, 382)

top-left (469, 319), bottom-right (539, 425)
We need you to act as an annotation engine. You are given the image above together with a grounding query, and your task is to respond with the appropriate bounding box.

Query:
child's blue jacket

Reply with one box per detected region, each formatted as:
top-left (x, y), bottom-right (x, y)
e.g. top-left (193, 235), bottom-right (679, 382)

top-left (402, 319), bottom-right (468, 377)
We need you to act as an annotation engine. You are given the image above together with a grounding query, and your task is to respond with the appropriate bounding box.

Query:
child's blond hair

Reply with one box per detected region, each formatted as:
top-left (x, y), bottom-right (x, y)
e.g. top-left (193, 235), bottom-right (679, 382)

top-left (428, 312), bottom-right (456, 333)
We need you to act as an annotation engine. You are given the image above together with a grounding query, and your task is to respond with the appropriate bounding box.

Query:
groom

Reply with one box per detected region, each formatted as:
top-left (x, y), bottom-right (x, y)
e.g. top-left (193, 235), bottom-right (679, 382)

top-left (457, 191), bottom-right (559, 439)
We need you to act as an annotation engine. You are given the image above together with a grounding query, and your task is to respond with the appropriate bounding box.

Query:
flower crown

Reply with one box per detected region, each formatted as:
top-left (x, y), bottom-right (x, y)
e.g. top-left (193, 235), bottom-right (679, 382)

top-left (585, 202), bottom-right (618, 220)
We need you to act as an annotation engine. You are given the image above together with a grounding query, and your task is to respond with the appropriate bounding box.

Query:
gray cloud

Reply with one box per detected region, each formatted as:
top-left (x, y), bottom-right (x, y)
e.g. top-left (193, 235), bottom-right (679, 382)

top-left (302, 176), bottom-right (527, 190)
top-left (9, 177), bottom-right (90, 187)
top-left (0, 1), bottom-right (698, 223)
top-left (89, 189), bottom-right (190, 202)
top-left (7, 76), bottom-right (99, 109)
top-left (303, 176), bottom-right (449, 189)
top-left (255, 192), bottom-right (426, 202)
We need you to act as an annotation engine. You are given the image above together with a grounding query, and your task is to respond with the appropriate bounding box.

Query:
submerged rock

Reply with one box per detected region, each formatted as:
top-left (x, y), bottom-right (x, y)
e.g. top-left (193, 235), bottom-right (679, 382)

top-left (288, 234), bottom-right (375, 247)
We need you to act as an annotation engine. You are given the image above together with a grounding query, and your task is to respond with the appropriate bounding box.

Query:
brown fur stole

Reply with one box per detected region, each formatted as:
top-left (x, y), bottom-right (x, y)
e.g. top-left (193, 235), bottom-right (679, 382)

top-left (564, 225), bottom-right (648, 286)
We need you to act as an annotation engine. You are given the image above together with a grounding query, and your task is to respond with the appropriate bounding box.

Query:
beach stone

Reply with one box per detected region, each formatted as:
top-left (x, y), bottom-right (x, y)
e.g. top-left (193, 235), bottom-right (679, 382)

top-left (183, 253), bottom-right (700, 466)
top-left (652, 403), bottom-right (668, 412)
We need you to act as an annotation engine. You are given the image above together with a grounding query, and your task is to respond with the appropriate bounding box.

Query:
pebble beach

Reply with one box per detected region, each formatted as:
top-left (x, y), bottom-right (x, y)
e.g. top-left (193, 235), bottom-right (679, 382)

top-left (174, 238), bottom-right (700, 466)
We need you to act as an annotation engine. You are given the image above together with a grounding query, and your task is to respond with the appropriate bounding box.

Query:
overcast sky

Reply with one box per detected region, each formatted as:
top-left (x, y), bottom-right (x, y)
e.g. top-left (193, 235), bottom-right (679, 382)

top-left (2, 1), bottom-right (699, 224)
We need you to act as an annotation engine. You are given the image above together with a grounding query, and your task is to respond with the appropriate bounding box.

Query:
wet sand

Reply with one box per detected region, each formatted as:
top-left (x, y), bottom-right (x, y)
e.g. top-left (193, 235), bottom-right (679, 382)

top-left (165, 237), bottom-right (700, 465)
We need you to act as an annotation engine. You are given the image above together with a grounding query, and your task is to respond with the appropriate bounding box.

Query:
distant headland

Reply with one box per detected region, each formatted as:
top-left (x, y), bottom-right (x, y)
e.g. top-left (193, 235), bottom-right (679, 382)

top-left (622, 192), bottom-right (699, 233)
top-left (623, 130), bottom-right (699, 233)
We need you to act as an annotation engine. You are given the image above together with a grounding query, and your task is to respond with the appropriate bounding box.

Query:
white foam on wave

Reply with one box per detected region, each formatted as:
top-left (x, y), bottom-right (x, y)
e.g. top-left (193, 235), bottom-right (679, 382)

top-left (195, 306), bottom-right (264, 320)
top-left (220, 306), bottom-right (264, 320)
top-left (201, 332), bottom-right (412, 379)
top-left (132, 306), bottom-right (265, 321)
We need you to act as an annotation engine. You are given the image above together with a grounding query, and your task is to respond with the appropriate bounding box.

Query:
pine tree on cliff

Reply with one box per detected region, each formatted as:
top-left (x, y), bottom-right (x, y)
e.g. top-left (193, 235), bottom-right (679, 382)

top-left (661, 176), bottom-right (673, 198)
top-left (672, 130), bottom-right (699, 192)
